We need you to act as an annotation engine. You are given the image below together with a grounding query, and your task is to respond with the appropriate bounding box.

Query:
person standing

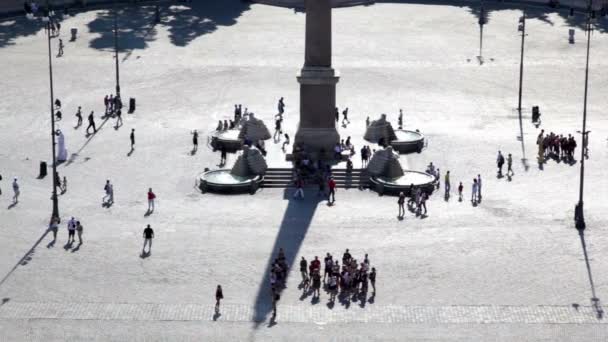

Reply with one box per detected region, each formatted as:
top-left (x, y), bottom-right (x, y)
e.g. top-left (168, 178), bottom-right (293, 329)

top-left (61, 176), bottom-right (67, 193)
top-left (471, 179), bottom-right (478, 204)
top-left (67, 217), bottom-right (76, 244)
top-left (458, 181), bottom-right (463, 201)
top-left (278, 97), bottom-right (285, 115)
top-left (444, 170), bottom-right (451, 195)
top-left (477, 174), bottom-right (482, 200)
top-left (115, 109), bottom-right (122, 127)
top-left (104, 95), bottom-right (109, 114)
top-left (220, 145), bottom-right (227, 166)
top-left (75, 106), bottom-right (82, 127)
top-left (192, 130), bottom-right (198, 152)
top-left (369, 267), bottom-right (377, 294)
top-left (327, 177), bottom-right (336, 204)
top-left (312, 271), bottom-right (321, 298)
top-left (496, 150), bottom-right (505, 176)
top-left (335, 107), bottom-right (339, 123)
top-left (86, 111), bottom-right (97, 134)
top-left (76, 221), bottom-right (83, 244)
top-left (274, 117), bottom-right (282, 140)
top-left (147, 188), bottom-right (156, 212)
top-left (507, 153), bottom-right (514, 176)
top-left (130, 129), bottom-right (135, 150)
top-left (12, 177), bottom-right (19, 203)
top-left (103, 180), bottom-right (112, 205)
top-left (215, 285), bottom-right (223, 313)
top-left (299, 256), bottom-right (308, 283)
top-left (142, 224), bottom-right (154, 254)
top-left (398, 109), bottom-right (403, 129)
top-left (57, 38), bottom-right (64, 57)
top-left (397, 192), bottom-right (405, 218)
top-left (293, 177), bottom-right (304, 199)
top-left (49, 216), bottom-right (59, 242)
top-left (420, 192), bottom-right (428, 216)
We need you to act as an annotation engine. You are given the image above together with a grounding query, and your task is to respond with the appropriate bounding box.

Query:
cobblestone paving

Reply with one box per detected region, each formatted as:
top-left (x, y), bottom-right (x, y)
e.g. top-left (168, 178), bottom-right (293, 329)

top-left (0, 301), bottom-right (605, 324)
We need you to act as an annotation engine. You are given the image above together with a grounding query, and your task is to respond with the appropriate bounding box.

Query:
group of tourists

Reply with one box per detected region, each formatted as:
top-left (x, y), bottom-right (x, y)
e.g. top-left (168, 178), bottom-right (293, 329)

top-left (299, 249), bottom-right (377, 304)
top-left (537, 130), bottom-right (578, 164)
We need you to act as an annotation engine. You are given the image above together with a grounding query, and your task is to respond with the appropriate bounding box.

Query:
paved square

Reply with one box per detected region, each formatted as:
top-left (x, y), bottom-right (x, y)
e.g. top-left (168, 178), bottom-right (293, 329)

top-left (1, 1), bottom-right (608, 340)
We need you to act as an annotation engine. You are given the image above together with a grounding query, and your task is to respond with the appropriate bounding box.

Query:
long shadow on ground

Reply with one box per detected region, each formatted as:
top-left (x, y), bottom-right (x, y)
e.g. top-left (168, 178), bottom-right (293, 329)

top-left (252, 188), bottom-right (322, 326)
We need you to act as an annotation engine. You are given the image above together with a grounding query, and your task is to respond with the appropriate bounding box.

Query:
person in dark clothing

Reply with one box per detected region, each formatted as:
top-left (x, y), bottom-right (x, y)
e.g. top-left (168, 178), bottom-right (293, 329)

top-left (215, 285), bottom-right (223, 313)
top-left (220, 146), bottom-right (227, 166)
top-left (86, 111), bottom-right (96, 134)
top-left (55, 110), bottom-right (62, 121)
top-left (192, 130), bottom-right (199, 152)
top-left (335, 107), bottom-right (339, 122)
top-left (369, 267), bottom-right (377, 293)
top-left (57, 38), bottom-right (64, 57)
top-left (130, 129), bottom-right (135, 149)
top-left (54, 98), bottom-right (62, 109)
top-left (142, 224), bottom-right (154, 254)
top-left (312, 271), bottom-right (321, 298)
top-left (496, 150), bottom-right (505, 176)
top-left (75, 106), bottom-right (82, 127)
top-left (398, 191), bottom-right (406, 218)
top-left (299, 256), bottom-right (308, 284)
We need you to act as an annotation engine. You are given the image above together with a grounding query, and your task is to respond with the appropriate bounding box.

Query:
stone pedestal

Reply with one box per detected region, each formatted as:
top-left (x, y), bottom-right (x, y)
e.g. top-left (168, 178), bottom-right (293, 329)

top-left (294, 0), bottom-right (340, 158)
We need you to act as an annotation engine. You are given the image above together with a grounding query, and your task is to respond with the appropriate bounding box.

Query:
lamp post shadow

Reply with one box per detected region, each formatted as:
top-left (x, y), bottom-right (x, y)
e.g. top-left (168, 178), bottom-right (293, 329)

top-left (578, 229), bottom-right (604, 319)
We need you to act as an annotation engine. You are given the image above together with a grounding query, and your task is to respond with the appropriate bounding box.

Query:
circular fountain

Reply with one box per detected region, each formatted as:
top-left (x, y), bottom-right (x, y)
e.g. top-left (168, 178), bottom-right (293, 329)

top-left (210, 129), bottom-right (242, 153)
top-left (198, 145), bottom-right (268, 194)
top-left (366, 146), bottom-right (436, 195)
top-left (390, 129), bottom-right (425, 154)
top-left (198, 169), bottom-right (263, 194)
top-left (369, 170), bottom-right (436, 195)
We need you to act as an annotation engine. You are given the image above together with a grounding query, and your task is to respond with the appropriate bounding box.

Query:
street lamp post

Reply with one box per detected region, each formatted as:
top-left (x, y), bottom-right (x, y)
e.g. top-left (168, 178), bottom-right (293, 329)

top-left (575, 5), bottom-right (595, 231)
top-left (517, 13), bottom-right (526, 118)
top-left (114, 0), bottom-right (121, 99)
top-left (477, 2), bottom-right (487, 64)
top-left (43, 14), bottom-right (60, 220)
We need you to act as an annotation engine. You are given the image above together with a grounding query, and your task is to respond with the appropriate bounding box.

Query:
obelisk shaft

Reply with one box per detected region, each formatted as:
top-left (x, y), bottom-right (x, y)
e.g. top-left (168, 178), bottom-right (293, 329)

top-left (295, 0), bottom-right (340, 158)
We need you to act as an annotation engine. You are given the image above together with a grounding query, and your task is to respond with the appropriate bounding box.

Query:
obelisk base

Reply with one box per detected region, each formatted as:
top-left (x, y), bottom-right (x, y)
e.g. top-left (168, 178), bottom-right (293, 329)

top-left (294, 66), bottom-right (340, 159)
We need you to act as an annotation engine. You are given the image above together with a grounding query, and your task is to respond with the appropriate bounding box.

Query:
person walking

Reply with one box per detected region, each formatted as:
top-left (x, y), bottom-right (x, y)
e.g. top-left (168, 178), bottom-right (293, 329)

top-left (103, 180), bottom-right (113, 205)
top-left (115, 109), bottom-right (122, 127)
top-left (147, 188), bottom-right (156, 212)
top-left (86, 111), bottom-right (96, 134)
top-left (299, 256), bottom-right (308, 284)
top-left (444, 170), bottom-right (451, 195)
top-left (75, 106), bottom-right (82, 127)
top-left (327, 177), bottom-right (336, 204)
top-left (420, 191), bottom-right (428, 216)
top-left (130, 129), bottom-right (135, 150)
top-left (281, 133), bottom-right (290, 151)
top-left (341, 107), bottom-right (350, 125)
top-left (57, 38), bottom-right (64, 57)
top-left (76, 221), bottom-right (83, 244)
top-left (192, 130), bottom-right (198, 152)
top-left (397, 191), bottom-right (406, 218)
top-left (12, 177), bottom-right (19, 203)
top-left (507, 153), bottom-right (514, 176)
top-left (471, 178), bottom-right (478, 204)
top-left (274, 117), bottom-right (282, 140)
top-left (142, 224), bottom-right (154, 255)
top-left (215, 285), bottom-right (223, 313)
top-left (104, 95), bottom-right (109, 114)
top-left (477, 174), bottom-right (482, 200)
top-left (496, 150), bottom-right (505, 176)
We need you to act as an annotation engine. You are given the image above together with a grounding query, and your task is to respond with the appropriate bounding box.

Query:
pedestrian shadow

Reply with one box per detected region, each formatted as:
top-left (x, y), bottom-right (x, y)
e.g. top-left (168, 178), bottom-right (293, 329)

top-left (578, 229), bottom-right (604, 319)
top-left (65, 116), bottom-right (110, 166)
top-left (213, 311), bottom-right (221, 321)
top-left (127, 148), bottom-right (135, 157)
top-left (71, 243), bottom-right (82, 253)
top-left (144, 209), bottom-right (153, 217)
top-left (140, 251), bottom-right (150, 259)
top-left (190, 148), bottom-right (197, 156)
top-left (252, 188), bottom-right (321, 327)
top-left (7, 202), bottom-right (17, 210)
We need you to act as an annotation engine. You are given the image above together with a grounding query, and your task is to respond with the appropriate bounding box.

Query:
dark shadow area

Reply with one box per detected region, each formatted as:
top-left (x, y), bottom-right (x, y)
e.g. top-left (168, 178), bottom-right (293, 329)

top-left (0, 14), bottom-right (54, 48)
top-left (0, 229), bottom-right (49, 288)
top-left (252, 188), bottom-right (321, 327)
top-left (577, 229), bottom-right (604, 319)
top-left (64, 116), bottom-right (110, 167)
top-left (87, 0), bottom-right (251, 51)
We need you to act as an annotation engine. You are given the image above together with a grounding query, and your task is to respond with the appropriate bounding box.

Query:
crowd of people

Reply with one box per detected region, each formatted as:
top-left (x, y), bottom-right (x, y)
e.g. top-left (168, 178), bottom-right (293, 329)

top-left (537, 130), bottom-right (578, 165)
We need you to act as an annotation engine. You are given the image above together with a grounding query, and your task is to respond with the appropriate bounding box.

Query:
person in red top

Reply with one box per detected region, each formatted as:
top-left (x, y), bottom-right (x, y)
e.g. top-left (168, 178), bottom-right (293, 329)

top-left (327, 177), bottom-right (336, 204)
top-left (311, 256), bottom-right (321, 273)
top-left (147, 188), bottom-right (156, 212)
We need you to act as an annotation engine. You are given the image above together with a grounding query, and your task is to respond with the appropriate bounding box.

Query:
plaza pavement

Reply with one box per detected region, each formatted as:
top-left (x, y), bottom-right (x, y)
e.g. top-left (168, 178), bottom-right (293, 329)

top-left (1, 1), bottom-right (608, 340)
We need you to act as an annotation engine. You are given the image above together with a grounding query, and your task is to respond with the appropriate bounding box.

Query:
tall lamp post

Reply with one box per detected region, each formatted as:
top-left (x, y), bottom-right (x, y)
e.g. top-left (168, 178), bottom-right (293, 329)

top-left (42, 12), bottom-right (60, 220)
top-left (113, 0), bottom-right (121, 99)
top-left (574, 5), bottom-right (595, 231)
top-left (517, 13), bottom-right (526, 120)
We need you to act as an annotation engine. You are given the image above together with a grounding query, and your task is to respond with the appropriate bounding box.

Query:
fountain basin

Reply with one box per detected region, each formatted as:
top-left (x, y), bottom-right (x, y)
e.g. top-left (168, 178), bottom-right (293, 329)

top-left (370, 170), bottom-right (436, 196)
top-left (390, 130), bottom-right (425, 154)
top-left (210, 129), bottom-right (242, 153)
top-left (198, 169), bottom-right (262, 194)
